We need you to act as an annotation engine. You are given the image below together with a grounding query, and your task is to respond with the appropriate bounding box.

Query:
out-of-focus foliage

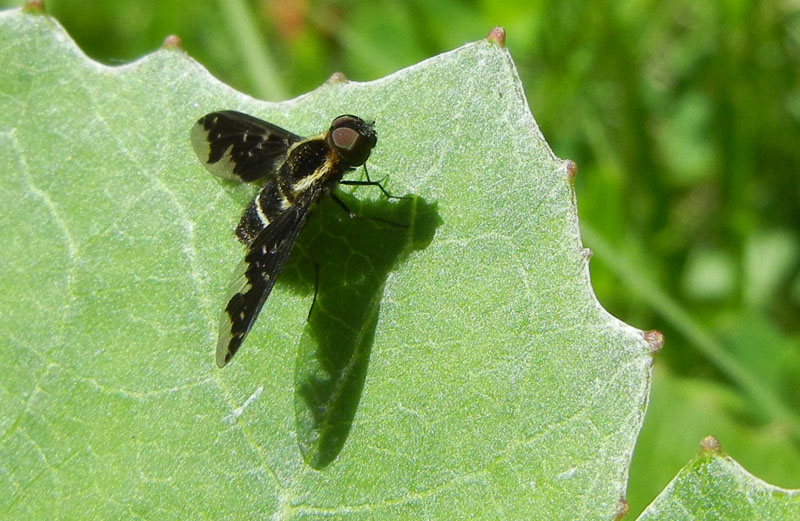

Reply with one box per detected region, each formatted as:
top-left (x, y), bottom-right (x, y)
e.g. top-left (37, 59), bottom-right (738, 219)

top-left (3, 0), bottom-right (799, 517)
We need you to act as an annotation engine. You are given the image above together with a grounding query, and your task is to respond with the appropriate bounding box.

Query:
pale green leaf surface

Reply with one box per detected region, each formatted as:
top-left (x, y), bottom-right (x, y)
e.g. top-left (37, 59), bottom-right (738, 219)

top-left (637, 444), bottom-right (800, 521)
top-left (1, 10), bottom-right (652, 520)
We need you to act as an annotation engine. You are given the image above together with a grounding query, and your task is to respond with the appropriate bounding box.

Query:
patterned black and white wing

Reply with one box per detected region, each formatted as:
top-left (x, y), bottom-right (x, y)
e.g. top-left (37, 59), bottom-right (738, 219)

top-left (216, 190), bottom-right (319, 367)
top-left (191, 110), bottom-right (304, 183)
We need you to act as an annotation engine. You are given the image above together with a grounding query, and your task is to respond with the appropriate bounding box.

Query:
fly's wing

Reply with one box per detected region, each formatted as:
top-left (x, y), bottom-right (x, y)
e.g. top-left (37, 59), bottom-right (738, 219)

top-left (216, 189), bottom-right (319, 367)
top-left (191, 110), bottom-right (304, 183)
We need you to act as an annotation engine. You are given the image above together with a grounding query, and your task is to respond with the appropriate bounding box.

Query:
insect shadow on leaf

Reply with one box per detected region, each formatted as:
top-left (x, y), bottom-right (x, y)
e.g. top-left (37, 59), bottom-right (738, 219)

top-left (287, 191), bottom-right (440, 468)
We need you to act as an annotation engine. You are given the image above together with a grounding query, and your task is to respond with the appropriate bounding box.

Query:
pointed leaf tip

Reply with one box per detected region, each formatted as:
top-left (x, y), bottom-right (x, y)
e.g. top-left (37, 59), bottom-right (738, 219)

top-left (613, 499), bottom-right (629, 521)
top-left (162, 35), bottom-right (182, 49)
top-left (486, 26), bottom-right (506, 47)
top-left (325, 71), bottom-right (348, 85)
top-left (23, 0), bottom-right (45, 13)
top-left (644, 330), bottom-right (664, 354)
top-left (565, 159), bottom-right (578, 183)
top-left (700, 435), bottom-right (722, 454)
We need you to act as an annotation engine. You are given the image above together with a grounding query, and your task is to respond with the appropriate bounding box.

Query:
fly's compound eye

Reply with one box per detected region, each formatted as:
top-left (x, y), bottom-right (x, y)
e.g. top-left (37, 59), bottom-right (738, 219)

top-left (328, 115), bottom-right (377, 166)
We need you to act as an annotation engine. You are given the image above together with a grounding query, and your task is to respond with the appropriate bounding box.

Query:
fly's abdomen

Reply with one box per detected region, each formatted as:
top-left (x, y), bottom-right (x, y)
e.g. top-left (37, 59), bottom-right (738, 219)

top-left (235, 182), bottom-right (286, 245)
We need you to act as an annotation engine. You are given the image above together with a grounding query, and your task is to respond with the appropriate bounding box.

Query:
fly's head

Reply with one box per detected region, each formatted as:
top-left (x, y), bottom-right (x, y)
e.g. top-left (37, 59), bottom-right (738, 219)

top-left (327, 115), bottom-right (377, 167)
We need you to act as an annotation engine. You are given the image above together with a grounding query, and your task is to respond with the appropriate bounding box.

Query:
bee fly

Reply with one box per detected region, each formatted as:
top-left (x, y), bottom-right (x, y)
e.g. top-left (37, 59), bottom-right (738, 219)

top-left (191, 111), bottom-right (392, 368)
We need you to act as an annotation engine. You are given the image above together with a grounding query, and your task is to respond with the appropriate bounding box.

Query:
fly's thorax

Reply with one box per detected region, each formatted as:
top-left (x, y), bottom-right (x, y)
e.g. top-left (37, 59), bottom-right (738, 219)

top-left (277, 137), bottom-right (343, 203)
top-left (283, 139), bottom-right (329, 182)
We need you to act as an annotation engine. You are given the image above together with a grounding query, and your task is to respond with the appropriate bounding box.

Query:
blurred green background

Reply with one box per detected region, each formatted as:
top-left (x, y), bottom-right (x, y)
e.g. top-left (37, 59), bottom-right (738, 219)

top-left (7, 0), bottom-right (799, 516)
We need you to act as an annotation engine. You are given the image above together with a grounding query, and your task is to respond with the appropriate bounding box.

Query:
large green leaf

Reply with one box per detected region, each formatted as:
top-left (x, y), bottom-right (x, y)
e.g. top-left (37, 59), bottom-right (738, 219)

top-left (637, 437), bottom-right (800, 521)
top-left (1, 9), bottom-right (653, 520)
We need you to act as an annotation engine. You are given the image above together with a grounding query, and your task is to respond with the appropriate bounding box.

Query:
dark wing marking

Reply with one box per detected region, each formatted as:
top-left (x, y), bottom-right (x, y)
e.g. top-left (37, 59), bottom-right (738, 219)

top-left (190, 110), bottom-right (304, 183)
top-left (216, 189), bottom-right (320, 367)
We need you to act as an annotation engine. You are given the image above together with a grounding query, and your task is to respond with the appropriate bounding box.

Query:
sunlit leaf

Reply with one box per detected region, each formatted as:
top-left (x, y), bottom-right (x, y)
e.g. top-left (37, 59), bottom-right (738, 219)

top-left (1, 9), bottom-right (653, 520)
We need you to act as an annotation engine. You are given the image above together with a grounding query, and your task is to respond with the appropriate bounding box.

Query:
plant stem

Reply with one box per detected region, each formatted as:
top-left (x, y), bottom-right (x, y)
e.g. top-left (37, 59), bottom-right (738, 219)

top-left (218, 0), bottom-right (287, 101)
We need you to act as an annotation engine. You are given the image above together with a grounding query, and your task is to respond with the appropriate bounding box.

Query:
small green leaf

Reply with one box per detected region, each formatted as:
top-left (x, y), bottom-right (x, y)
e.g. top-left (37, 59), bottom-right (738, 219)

top-left (1, 9), bottom-right (653, 520)
top-left (637, 438), bottom-right (800, 521)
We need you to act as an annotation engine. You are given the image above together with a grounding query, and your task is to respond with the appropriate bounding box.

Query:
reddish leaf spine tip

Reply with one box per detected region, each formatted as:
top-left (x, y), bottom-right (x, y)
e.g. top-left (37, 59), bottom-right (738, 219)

top-left (644, 330), bottom-right (664, 354)
top-left (23, 0), bottom-right (45, 13)
top-left (486, 26), bottom-right (506, 47)
top-left (614, 499), bottom-right (630, 521)
top-left (700, 435), bottom-right (721, 454)
top-left (326, 72), bottom-right (348, 85)
top-left (565, 159), bottom-right (578, 183)
top-left (162, 35), bottom-right (182, 49)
